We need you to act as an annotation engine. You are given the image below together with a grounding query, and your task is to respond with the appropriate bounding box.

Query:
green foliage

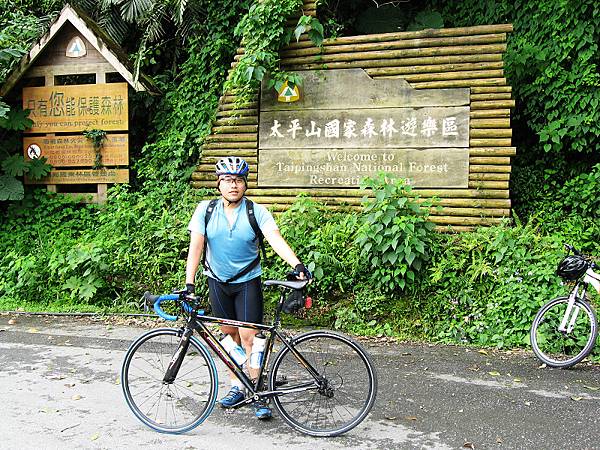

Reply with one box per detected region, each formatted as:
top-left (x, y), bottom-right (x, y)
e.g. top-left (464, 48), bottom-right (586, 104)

top-left (226, 0), bottom-right (324, 105)
top-left (356, 173), bottom-right (435, 292)
top-left (0, 183), bottom-right (200, 310)
top-left (0, 106), bottom-right (52, 201)
top-left (415, 222), bottom-right (567, 348)
top-left (558, 163), bottom-right (600, 218)
top-left (83, 129), bottom-right (107, 169)
top-left (25, 158), bottom-right (52, 178)
top-left (531, 164), bottom-right (600, 253)
top-left (135, 0), bottom-right (252, 181)
top-left (72, 0), bottom-right (206, 80)
top-left (508, 2), bottom-right (599, 157)
top-left (334, 288), bottom-right (395, 337)
top-left (0, 100), bottom-right (9, 118)
top-left (0, 174), bottom-right (23, 200)
top-left (294, 14), bottom-right (324, 46)
top-left (1, 154), bottom-right (29, 176)
top-left (0, 7), bottom-right (49, 83)
top-left (0, 107), bottom-right (33, 130)
top-left (273, 195), bottom-right (361, 293)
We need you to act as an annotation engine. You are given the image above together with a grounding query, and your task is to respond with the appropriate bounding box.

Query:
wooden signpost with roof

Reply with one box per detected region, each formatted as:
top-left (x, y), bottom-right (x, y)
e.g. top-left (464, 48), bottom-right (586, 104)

top-left (0, 4), bottom-right (157, 202)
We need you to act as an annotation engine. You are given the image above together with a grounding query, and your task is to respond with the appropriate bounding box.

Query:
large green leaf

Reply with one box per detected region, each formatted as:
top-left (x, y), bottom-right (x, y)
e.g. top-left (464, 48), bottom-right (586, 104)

top-left (0, 107), bottom-right (33, 131)
top-left (120, 0), bottom-right (154, 23)
top-left (27, 157), bottom-right (52, 179)
top-left (0, 174), bottom-right (24, 201)
top-left (2, 155), bottom-right (29, 176)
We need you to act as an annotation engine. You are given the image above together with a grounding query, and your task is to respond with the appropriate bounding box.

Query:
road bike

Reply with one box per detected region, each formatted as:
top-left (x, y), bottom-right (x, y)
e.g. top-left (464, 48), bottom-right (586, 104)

top-left (120, 278), bottom-right (378, 436)
top-left (530, 244), bottom-right (600, 368)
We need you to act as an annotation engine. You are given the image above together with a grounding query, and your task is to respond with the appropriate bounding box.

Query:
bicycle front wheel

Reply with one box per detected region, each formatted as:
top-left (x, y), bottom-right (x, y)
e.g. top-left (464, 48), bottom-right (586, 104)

top-left (269, 330), bottom-right (377, 437)
top-left (121, 328), bottom-right (218, 434)
top-left (530, 296), bottom-right (598, 368)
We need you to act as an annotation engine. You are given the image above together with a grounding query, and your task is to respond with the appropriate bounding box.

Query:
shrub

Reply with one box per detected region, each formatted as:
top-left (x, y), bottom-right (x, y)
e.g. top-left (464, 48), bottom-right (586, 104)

top-left (356, 173), bottom-right (436, 292)
top-left (415, 221), bottom-right (566, 348)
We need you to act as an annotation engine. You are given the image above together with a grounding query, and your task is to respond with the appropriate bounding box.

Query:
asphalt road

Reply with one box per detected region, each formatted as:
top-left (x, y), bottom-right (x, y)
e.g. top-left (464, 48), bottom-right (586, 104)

top-left (1, 313), bottom-right (599, 450)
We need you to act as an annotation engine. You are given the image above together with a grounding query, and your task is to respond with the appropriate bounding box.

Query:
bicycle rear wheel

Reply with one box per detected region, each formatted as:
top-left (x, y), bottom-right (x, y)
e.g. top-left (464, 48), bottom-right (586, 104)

top-left (268, 330), bottom-right (377, 437)
top-left (530, 296), bottom-right (598, 368)
top-left (121, 328), bottom-right (218, 433)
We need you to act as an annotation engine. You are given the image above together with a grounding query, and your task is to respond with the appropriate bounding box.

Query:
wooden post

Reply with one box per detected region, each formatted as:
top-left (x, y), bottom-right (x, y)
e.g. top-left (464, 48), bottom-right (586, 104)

top-left (45, 133), bottom-right (57, 193)
top-left (97, 183), bottom-right (107, 203)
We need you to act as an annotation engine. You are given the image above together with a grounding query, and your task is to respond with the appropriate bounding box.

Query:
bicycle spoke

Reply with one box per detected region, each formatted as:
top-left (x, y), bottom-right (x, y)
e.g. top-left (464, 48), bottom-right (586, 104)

top-left (270, 331), bottom-right (377, 436)
top-left (531, 297), bottom-right (597, 368)
top-left (122, 329), bottom-right (217, 433)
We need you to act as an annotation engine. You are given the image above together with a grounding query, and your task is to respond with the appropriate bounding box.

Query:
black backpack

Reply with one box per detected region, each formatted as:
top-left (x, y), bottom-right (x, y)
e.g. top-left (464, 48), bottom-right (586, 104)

top-left (201, 198), bottom-right (267, 283)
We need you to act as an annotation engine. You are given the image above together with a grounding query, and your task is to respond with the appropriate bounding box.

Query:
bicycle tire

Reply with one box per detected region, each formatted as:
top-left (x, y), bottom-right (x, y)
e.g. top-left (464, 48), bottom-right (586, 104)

top-left (121, 328), bottom-right (218, 434)
top-left (268, 330), bottom-right (377, 437)
top-left (530, 296), bottom-right (598, 368)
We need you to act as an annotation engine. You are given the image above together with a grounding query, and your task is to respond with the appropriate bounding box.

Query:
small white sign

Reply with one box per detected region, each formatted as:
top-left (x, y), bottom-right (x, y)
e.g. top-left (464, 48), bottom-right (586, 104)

top-left (27, 143), bottom-right (41, 159)
top-left (66, 36), bottom-right (86, 58)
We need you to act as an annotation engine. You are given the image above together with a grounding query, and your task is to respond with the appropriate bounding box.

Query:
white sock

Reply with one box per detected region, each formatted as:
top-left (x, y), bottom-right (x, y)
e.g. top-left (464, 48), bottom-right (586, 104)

top-left (231, 379), bottom-right (243, 390)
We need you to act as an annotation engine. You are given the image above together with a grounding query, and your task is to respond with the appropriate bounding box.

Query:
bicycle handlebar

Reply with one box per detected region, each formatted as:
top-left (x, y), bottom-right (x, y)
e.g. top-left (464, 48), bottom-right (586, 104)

top-left (143, 291), bottom-right (203, 321)
top-left (564, 243), bottom-right (582, 255)
top-left (144, 279), bottom-right (310, 321)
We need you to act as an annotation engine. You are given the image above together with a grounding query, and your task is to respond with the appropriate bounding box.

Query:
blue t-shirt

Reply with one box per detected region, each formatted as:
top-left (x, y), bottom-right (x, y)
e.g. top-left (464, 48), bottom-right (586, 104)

top-left (188, 198), bottom-right (278, 283)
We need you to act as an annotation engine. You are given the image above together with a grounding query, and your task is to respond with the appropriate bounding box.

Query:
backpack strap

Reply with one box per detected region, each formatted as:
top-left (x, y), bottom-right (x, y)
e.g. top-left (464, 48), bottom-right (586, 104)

top-left (201, 199), bottom-right (218, 270)
top-left (245, 198), bottom-right (267, 261)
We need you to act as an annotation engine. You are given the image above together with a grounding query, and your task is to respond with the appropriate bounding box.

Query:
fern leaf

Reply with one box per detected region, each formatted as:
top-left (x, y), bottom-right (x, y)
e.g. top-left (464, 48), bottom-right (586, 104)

top-left (0, 174), bottom-right (24, 201)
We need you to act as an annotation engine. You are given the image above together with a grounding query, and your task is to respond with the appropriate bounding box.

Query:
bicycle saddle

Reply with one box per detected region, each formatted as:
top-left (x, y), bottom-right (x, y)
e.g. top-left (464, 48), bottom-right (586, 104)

top-left (264, 279), bottom-right (309, 290)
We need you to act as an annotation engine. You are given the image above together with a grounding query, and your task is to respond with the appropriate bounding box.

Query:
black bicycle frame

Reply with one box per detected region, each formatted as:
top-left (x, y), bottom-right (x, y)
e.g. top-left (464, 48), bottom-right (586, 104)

top-left (162, 290), bottom-right (324, 404)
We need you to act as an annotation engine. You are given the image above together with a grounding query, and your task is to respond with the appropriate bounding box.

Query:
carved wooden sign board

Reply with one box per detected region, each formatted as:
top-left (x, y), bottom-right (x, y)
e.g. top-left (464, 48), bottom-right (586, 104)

top-left (259, 69), bottom-right (470, 188)
top-left (193, 12), bottom-right (514, 230)
top-left (22, 82), bottom-right (130, 188)
top-left (22, 83), bottom-right (128, 133)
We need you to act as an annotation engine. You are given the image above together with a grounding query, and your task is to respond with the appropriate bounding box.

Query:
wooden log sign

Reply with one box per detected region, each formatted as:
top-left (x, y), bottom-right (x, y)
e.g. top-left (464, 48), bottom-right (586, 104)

top-left (259, 69), bottom-right (470, 188)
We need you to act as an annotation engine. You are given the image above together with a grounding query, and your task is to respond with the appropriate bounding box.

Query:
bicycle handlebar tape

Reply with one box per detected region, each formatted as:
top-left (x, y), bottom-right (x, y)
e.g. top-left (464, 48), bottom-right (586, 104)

top-left (152, 294), bottom-right (205, 321)
top-left (153, 294), bottom-right (180, 321)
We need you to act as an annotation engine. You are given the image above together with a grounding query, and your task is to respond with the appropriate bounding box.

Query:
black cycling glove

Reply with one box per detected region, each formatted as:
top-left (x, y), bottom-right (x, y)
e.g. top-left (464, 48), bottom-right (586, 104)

top-left (294, 263), bottom-right (312, 280)
top-left (185, 283), bottom-right (196, 295)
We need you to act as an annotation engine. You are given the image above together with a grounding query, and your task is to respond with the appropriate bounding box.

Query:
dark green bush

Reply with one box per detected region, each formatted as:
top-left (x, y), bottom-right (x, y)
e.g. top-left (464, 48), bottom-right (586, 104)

top-left (414, 222), bottom-right (567, 348)
top-left (356, 173), bottom-right (436, 292)
top-left (0, 183), bottom-right (201, 311)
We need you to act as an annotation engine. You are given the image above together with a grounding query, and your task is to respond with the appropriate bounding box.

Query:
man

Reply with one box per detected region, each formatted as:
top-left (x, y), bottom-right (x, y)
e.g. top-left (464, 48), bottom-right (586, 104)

top-left (185, 156), bottom-right (310, 420)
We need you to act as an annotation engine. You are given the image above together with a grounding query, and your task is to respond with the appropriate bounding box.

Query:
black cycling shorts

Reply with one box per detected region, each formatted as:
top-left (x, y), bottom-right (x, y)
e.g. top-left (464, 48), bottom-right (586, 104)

top-left (207, 276), bottom-right (264, 324)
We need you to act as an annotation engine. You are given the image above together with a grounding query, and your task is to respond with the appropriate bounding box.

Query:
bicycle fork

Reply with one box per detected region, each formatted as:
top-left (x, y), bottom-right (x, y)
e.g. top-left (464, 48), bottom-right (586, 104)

top-left (163, 328), bottom-right (193, 384)
top-left (559, 285), bottom-right (587, 334)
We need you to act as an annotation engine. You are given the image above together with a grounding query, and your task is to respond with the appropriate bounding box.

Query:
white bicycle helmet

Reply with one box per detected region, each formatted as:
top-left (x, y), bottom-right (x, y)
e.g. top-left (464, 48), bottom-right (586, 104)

top-left (215, 156), bottom-right (249, 177)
